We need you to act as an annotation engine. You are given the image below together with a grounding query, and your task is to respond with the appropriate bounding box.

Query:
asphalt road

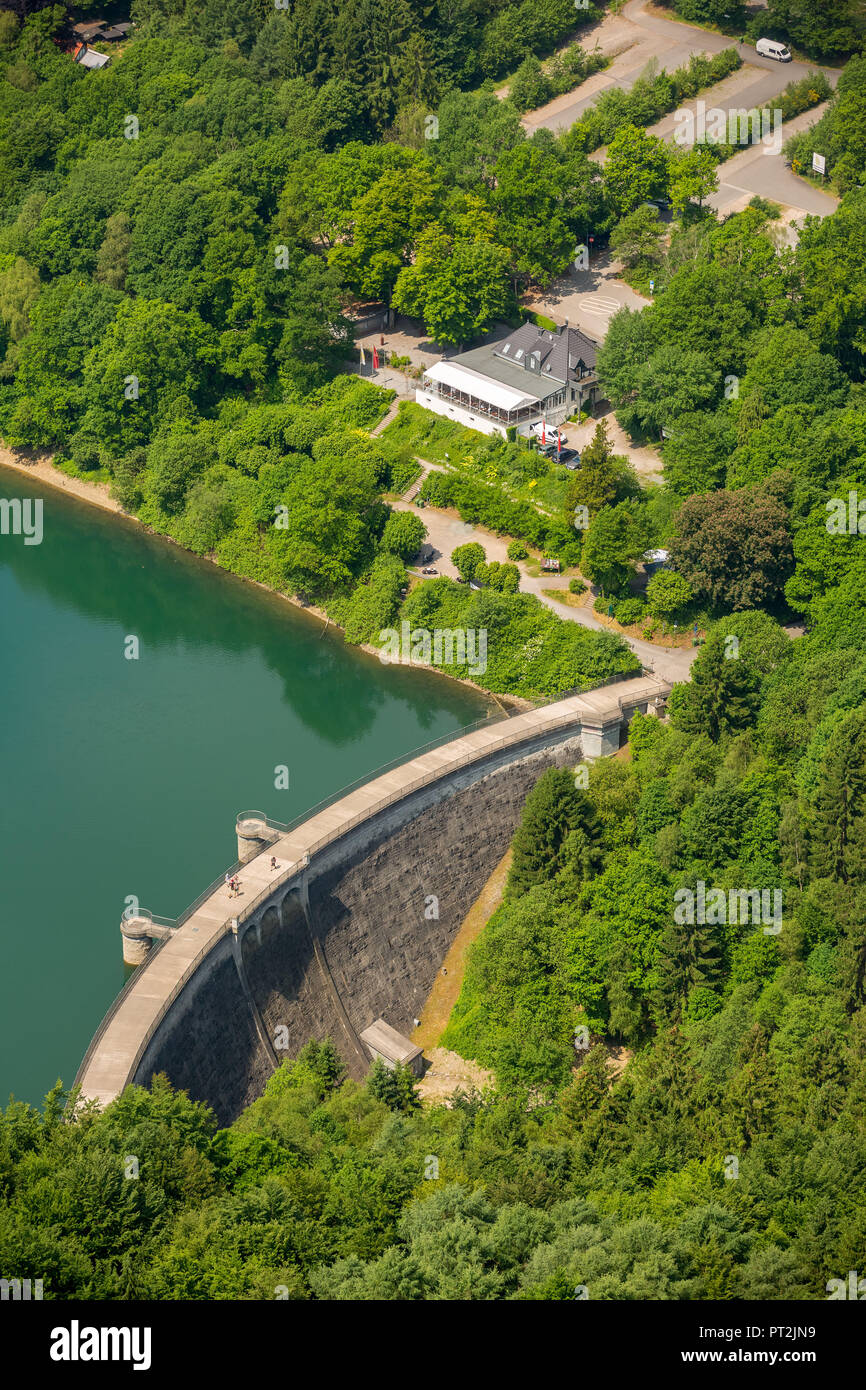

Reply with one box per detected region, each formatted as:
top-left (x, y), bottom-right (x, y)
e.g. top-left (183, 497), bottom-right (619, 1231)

top-left (523, 0), bottom-right (840, 221)
top-left (392, 487), bottom-right (697, 683)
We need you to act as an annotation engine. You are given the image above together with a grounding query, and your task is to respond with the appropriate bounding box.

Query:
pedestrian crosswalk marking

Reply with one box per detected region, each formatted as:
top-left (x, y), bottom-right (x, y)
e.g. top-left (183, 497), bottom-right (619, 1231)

top-left (580, 296), bottom-right (621, 316)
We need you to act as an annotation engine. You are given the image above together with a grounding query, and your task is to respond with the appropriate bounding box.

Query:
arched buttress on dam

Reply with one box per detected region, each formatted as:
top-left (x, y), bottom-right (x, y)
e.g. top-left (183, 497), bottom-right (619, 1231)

top-left (76, 677), bottom-right (670, 1125)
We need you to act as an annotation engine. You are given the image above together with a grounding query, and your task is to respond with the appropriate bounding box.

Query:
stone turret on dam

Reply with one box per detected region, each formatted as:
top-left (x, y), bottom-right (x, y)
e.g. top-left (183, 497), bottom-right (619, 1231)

top-left (75, 675), bottom-right (669, 1124)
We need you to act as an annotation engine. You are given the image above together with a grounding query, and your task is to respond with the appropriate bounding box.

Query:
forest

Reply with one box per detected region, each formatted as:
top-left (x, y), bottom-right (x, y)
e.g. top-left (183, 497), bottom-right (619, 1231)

top-left (0, 1), bottom-right (848, 696)
top-left (2, 0), bottom-right (866, 1300)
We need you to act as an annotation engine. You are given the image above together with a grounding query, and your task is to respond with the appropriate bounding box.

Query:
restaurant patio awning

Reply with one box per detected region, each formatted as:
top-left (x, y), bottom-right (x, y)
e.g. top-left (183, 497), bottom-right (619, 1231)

top-left (424, 360), bottom-right (540, 413)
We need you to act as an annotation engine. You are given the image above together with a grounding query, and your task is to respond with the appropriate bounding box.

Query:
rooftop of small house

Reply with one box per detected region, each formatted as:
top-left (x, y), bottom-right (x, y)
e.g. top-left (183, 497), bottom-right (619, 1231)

top-left (72, 19), bottom-right (133, 41)
top-left (73, 43), bottom-right (111, 68)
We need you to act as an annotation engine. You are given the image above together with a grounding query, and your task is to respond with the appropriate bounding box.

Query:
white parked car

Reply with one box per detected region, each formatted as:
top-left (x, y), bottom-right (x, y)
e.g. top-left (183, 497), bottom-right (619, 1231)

top-left (756, 37), bottom-right (792, 62)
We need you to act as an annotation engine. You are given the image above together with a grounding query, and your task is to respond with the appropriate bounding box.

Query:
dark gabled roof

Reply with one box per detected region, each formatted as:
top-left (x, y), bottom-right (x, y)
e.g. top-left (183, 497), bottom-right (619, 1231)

top-left (74, 19), bottom-right (133, 41)
top-left (447, 320), bottom-right (598, 405)
top-left (491, 321), bottom-right (598, 382)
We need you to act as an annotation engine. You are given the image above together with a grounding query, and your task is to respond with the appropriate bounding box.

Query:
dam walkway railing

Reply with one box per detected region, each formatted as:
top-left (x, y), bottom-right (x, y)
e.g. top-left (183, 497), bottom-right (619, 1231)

top-left (229, 668), bottom-right (639, 845)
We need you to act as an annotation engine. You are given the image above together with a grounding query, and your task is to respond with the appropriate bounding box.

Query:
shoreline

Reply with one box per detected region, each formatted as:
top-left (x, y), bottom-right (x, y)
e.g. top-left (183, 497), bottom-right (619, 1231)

top-left (0, 445), bottom-right (527, 714)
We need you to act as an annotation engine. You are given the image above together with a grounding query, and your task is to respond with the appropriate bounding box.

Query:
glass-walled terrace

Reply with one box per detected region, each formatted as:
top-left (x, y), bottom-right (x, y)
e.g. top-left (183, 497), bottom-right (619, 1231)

top-left (419, 375), bottom-right (541, 427)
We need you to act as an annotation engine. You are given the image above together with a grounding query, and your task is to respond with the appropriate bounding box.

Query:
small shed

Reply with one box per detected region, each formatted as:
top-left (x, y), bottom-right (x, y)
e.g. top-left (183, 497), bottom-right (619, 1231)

top-left (360, 1019), bottom-right (424, 1077)
top-left (73, 43), bottom-right (111, 68)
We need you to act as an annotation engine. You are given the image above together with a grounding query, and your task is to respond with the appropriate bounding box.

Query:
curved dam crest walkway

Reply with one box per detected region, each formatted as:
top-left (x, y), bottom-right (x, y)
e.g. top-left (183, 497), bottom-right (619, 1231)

top-left (76, 674), bottom-right (669, 1113)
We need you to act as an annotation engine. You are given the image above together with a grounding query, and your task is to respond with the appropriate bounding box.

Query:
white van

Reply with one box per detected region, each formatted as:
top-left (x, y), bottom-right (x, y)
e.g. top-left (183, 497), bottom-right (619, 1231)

top-left (756, 37), bottom-right (792, 62)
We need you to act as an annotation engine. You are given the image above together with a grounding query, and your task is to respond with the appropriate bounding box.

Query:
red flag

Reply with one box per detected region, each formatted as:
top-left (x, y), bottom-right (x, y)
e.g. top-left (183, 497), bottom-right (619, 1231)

top-left (541, 421), bottom-right (546, 446)
top-left (372, 346), bottom-right (379, 370)
top-left (557, 429), bottom-right (561, 456)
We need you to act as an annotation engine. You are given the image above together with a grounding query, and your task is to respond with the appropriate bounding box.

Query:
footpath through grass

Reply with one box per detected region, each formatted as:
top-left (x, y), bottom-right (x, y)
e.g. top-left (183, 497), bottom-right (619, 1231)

top-left (382, 401), bottom-right (572, 513)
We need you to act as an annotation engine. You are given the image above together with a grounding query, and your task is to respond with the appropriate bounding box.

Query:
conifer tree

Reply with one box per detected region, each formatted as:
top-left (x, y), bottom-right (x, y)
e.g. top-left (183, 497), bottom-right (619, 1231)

top-left (606, 943), bottom-right (644, 1043)
top-left (558, 1044), bottom-right (610, 1126)
top-left (366, 1058), bottom-right (419, 1112)
top-left (653, 915), bottom-right (723, 1020)
top-left (565, 419), bottom-right (619, 517)
top-left (810, 708), bottom-right (866, 885)
top-left (673, 636), bottom-right (761, 742)
top-left (507, 768), bottom-right (586, 898)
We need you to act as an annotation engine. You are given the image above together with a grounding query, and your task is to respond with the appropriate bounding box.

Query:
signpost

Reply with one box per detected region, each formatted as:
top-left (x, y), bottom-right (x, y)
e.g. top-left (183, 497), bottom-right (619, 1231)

top-left (812, 151), bottom-right (826, 178)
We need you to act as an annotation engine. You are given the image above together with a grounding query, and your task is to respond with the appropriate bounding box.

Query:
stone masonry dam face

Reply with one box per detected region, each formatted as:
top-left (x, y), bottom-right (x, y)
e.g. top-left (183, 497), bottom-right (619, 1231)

top-left (142, 746), bottom-right (578, 1123)
top-left (76, 677), bottom-right (669, 1125)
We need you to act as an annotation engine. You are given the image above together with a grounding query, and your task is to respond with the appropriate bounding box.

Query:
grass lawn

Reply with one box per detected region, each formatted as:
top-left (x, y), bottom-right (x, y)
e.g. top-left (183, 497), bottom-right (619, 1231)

top-left (382, 402), bottom-right (572, 513)
top-left (542, 587), bottom-right (584, 608)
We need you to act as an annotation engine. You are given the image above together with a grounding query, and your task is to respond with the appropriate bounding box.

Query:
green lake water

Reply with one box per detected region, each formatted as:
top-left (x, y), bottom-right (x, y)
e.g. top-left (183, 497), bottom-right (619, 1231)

top-left (0, 465), bottom-right (490, 1107)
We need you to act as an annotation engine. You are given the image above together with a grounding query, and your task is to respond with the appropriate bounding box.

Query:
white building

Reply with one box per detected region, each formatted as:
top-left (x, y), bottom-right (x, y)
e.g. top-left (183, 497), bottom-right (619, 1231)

top-left (416, 321), bottom-right (600, 439)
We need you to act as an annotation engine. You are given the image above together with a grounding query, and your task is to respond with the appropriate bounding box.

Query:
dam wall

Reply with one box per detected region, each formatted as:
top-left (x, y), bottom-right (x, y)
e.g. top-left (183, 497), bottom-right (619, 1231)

top-left (77, 675), bottom-right (670, 1124)
top-left (140, 736), bottom-right (579, 1122)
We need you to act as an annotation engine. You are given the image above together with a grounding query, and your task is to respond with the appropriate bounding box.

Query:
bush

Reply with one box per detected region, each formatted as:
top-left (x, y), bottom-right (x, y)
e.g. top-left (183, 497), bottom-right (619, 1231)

top-left (479, 560), bottom-right (521, 592)
top-left (614, 597), bottom-right (648, 626)
top-left (548, 43), bottom-right (607, 98)
top-left (749, 195), bottom-right (781, 220)
top-left (569, 47), bottom-right (741, 152)
top-left (569, 577), bottom-right (587, 595)
top-left (509, 44), bottom-right (608, 113)
top-left (451, 541), bottom-right (486, 580)
top-left (379, 510), bottom-right (427, 561)
top-left (646, 569), bottom-right (694, 620)
top-left (508, 540), bottom-right (528, 560)
top-left (398, 575), bottom-right (639, 698)
top-left (778, 71), bottom-right (832, 121)
top-left (386, 454), bottom-right (422, 495)
top-left (478, 0), bottom-right (602, 81)
top-left (508, 56), bottom-right (553, 114)
top-left (420, 469), bottom-right (552, 550)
